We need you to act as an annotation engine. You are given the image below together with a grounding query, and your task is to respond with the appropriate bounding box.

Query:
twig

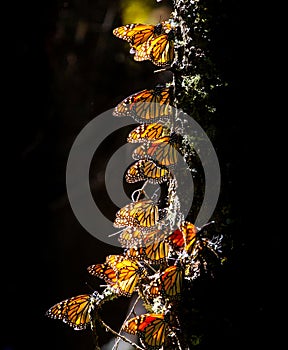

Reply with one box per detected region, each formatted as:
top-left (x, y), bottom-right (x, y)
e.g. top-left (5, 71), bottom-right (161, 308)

top-left (99, 319), bottom-right (145, 350)
top-left (112, 295), bottom-right (142, 350)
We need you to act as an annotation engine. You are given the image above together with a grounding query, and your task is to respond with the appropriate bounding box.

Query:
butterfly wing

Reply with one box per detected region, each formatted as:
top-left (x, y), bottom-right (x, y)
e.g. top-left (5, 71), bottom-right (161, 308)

top-left (142, 228), bottom-right (170, 246)
top-left (126, 240), bottom-right (169, 264)
top-left (181, 221), bottom-right (198, 253)
top-left (113, 24), bottom-right (153, 45)
top-left (148, 265), bottom-right (183, 301)
top-left (130, 24), bottom-right (157, 48)
top-left (133, 40), bottom-right (151, 61)
top-left (147, 32), bottom-right (175, 66)
top-left (166, 228), bottom-right (185, 250)
top-left (125, 159), bottom-right (171, 184)
top-left (113, 21), bottom-right (175, 67)
top-left (127, 123), bottom-right (170, 143)
top-left (144, 241), bottom-right (170, 264)
top-left (113, 23), bottom-right (158, 49)
top-left (160, 265), bottom-right (183, 300)
top-left (46, 294), bottom-right (95, 330)
top-left (129, 199), bottom-right (159, 228)
top-left (113, 202), bottom-right (138, 228)
top-left (114, 199), bottom-right (159, 229)
top-left (123, 313), bottom-right (169, 348)
top-left (113, 85), bottom-right (172, 122)
top-left (118, 227), bottom-right (145, 248)
top-left (115, 259), bottom-right (145, 296)
top-left (87, 263), bottom-right (118, 285)
top-left (133, 136), bottom-right (178, 166)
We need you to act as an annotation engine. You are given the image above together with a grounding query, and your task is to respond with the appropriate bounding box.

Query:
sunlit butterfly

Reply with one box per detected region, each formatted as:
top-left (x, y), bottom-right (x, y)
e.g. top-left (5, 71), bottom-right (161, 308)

top-left (118, 227), bottom-right (145, 248)
top-left (114, 199), bottom-right (160, 229)
top-left (127, 123), bottom-right (171, 143)
top-left (188, 230), bottom-right (220, 262)
top-left (134, 30), bottom-right (175, 66)
top-left (132, 134), bottom-right (181, 166)
top-left (149, 265), bottom-right (183, 300)
top-left (104, 254), bottom-right (126, 268)
top-left (166, 227), bottom-right (185, 250)
top-left (119, 227), bottom-right (168, 248)
top-left (112, 21), bottom-right (171, 50)
top-left (166, 221), bottom-right (198, 252)
top-left (127, 240), bottom-right (170, 264)
top-left (87, 256), bottom-right (123, 291)
top-left (45, 291), bottom-right (102, 330)
top-left (114, 258), bottom-right (147, 297)
top-left (87, 262), bottom-right (118, 284)
top-left (183, 237), bottom-right (219, 279)
top-left (123, 312), bottom-right (172, 349)
top-left (113, 84), bottom-right (173, 122)
top-left (125, 159), bottom-right (171, 184)
top-left (112, 21), bottom-right (174, 67)
top-left (141, 227), bottom-right (172, 246)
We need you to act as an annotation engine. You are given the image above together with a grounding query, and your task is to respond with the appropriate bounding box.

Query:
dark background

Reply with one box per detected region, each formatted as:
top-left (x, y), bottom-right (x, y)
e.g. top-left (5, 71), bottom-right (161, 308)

top-left (3, 0), bottom-right (280, 349)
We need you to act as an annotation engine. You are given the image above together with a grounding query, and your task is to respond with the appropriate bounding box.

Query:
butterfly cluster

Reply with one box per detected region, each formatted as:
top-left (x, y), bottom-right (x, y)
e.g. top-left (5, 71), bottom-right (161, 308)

top-left (46, 10), bottom-right (225, 350)
top-left (46, 218), bottom-right (221, 346)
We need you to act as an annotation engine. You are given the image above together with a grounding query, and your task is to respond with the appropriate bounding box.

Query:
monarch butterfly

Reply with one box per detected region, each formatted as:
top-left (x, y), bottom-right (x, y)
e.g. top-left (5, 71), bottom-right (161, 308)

top-left (118, 227), bottom-right (145, 248)
top-left (113, 198), bottom-right (159, 229)
top-left (123, 312), bottom-right (171, 349)
top-left (127, 240), bottom-right (170, 264)
top-left (137, 30), bottom-right (175, 66)
top-left (182, 221), bottom-right (199, 253)
top-left (125, 159), bottom-right (171, 184)
top-left (87, 257), bottom-right (122, 290)
top-left (127, 123), bottom-right (171, 143)
top-left (112, 84), bottom-right (173, 122)
top-left (112, 21), bottom-right (171, 50)
top-left (142, 227), bottom-right (172, 246)
top-left (166, 227), bottom-right (185, 249)
top-left (104, 253), bottom-right (126, 267)
top-left (119, 227), bottom-right (168, 249)
top-left (45, 291), bottom-right (101, 330)
top-left (114, 258), bottom-right (147, 297)
top-left (113, 21), bottom-right (174, 66)
top-left (87, 262), bottom-right (118, 284)
top-left (149, 265), bottom-right (183, 300)
top-left (132, 134), bottom-right (181, 166)
top-left (166, 221), bottom-right (198, 252)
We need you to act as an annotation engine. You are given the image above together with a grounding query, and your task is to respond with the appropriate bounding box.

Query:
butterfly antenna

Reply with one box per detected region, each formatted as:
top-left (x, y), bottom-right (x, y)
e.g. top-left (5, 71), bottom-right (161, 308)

top-left (197, 220), bottom-right (215, 231)
top-left (85, 281), bottom-right (97, 293)
top-left (143, 261), bottom-right (157, 274)
top-left (154, 66), bottom-right (171, 74)
top-left (108, 227), bottom-right (125, 237)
